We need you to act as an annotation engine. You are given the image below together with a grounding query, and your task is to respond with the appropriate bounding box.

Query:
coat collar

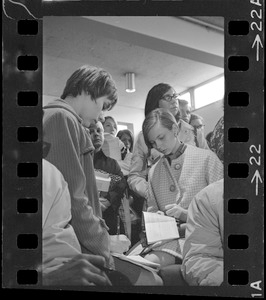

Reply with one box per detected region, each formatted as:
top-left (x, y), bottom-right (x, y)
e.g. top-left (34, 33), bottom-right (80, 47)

top-left (165, 142), bottom-right (187, 165)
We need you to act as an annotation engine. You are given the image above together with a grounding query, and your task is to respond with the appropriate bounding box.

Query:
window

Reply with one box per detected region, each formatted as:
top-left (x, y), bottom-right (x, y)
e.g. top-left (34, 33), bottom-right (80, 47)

top-left (117, 123), bottom-right (128, 132)
top-left (194, 76), bottom-right (224, 109)
top-left (179, 92), bottom-right (191, 107)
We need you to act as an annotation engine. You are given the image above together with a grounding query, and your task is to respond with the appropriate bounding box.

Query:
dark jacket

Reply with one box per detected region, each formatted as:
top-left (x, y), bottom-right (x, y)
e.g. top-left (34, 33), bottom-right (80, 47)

top-left (93, 150), bottom-right (127, 235)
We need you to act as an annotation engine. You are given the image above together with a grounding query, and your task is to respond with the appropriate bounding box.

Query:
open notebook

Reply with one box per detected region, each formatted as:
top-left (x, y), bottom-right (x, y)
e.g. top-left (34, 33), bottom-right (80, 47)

top-left (112, 253), bottom-right (160, 272)
top-left (143, 211), bottom-right (180, 245)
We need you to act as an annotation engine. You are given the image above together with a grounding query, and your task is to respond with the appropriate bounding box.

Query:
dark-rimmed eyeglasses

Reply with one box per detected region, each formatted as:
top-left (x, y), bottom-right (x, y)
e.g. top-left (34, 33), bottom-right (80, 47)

top-left (161, 93), bottom-right (179, 103)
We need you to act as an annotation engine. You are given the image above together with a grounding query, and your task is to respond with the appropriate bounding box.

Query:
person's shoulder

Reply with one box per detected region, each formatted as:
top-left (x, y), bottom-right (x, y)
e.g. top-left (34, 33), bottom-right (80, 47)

top-left (43, 159), bottom-right (59, 173)
top-left (134, 131), bottom-right (148, 149)
top-left (185, 145), bottom-right (221, 166)
top-left (190, 179), bottom-right (224, 218)
top-left (203, 178), bottom-right (223, 194)
top-left (186, 144), bottom-right (209, 155)
top-left (196, 179), bottom-right (224, 206)
top-left (43, 159), bottom-right (65, 185)
top-left (44, 103), bottom-right (78, 123)
top-left (188, 144), bottom-right (217, 156)
top-left (135, 131), bottom-right (144, 142)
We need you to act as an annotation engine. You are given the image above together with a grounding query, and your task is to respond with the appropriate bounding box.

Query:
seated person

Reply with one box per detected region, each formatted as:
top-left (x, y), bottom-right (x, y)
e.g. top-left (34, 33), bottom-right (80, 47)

top-left (42, 158), bottom-right (112, 286)
top-left (42, 158), bottom-right (162, 286)
top-left (189, 113), bottom-right (209, 149)
top-left (205, 131), bottom-right (213, 148)
top-left (209, 116), bottom-right (224, 164)
top-left (101, 116), bottom-right (127, 162)
top-left (178, 99), bottom-right (209, 149)
top-left (141, 108), bottom-right (223, 267)
top-left (117, 129), bottom-right (134, 157)
top-left (88, 121), bottom-right (129, 237)
top-left (127, 83), bottom-right (179, 202)
top-left (182, 179), bottom-right (224, 286)
top-left (178, 99), bottom-right (192, 124)
top-left (189, 113), bottom-right (204, 128)
top-left (116, 129), bottom-right (134, 176)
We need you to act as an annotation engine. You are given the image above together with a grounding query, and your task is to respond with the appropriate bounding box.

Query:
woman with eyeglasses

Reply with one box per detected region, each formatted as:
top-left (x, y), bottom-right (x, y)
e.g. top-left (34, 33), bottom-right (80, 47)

top-left (128, 83), bottom-right (181, 203)
top-left (128, 83), bottom-right (211, 212)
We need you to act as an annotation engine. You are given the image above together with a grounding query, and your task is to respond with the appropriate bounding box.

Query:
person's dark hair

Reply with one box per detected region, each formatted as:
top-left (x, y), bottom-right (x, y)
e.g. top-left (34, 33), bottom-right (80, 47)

top-left (61, 65), bottom-right (118, 110)
top-left (144, 83), bottom-right (172, 117)
top-left (117, 129), bottom-right (134, 152)
top-left (205, 131), bottom-right (213, 143)
top-left (142, 108), bottom-right (179, 149)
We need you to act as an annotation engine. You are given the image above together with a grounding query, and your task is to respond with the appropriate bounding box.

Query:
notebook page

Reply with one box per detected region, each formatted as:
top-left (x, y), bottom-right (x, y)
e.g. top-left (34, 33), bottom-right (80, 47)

top-left (143, 212), bottom-right (179, 244)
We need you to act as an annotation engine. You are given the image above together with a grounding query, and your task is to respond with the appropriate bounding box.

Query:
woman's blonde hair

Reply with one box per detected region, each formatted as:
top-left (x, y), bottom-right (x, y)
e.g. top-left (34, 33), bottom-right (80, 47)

top-left (142, 108), bottom-right (180, 149)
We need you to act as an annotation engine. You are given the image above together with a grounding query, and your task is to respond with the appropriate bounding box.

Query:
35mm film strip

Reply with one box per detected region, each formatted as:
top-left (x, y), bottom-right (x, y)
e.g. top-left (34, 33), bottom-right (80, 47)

top-left (2, 0), bottom-right (264, 296)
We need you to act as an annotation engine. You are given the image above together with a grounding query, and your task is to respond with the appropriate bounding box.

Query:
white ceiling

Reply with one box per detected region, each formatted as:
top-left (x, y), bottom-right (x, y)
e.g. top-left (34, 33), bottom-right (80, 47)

top-left (43, 16), bottom-right (224, 111)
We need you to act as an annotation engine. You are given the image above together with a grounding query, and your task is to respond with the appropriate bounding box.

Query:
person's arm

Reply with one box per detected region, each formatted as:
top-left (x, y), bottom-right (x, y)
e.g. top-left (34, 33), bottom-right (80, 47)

top-left (107, 161), bottom-right (127, 211)
top-left (42, 160), bottom-right (82, 271)
top-left (42, 254), bottom-right (111, 286)
top-left (127, 132), bottom-right (149, 199)
top-left (181, 183), bottom-right (224, 286)
top-left (164, 204), bottom-right (188, 223)
top-left (195, 127), bottom-right (210, 150)
top-left (43, 112), bottom-right (111, 264)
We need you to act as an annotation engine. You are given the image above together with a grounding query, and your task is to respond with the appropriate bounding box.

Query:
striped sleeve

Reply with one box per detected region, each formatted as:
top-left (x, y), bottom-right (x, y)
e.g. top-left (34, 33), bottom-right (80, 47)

top-left (43, 111), bottom-right (111, 265)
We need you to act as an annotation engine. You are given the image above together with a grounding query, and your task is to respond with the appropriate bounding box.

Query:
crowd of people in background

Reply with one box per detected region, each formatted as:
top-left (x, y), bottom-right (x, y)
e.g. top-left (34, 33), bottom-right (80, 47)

top-left (42, 65), bottom-right (224, 287)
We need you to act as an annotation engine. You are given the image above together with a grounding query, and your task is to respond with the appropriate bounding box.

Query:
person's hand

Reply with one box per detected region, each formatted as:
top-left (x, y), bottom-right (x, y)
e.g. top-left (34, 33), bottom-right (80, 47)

top-left (99, 197), bottom-right (111, 212)
top-left (110, 234), bottom-right (131, 254)
top-left (128, 195), bottom-right (134, 206)
top-left (42, 254), bottom-right (112, 286)
top-left (164, 204), bottom-right (186, 219)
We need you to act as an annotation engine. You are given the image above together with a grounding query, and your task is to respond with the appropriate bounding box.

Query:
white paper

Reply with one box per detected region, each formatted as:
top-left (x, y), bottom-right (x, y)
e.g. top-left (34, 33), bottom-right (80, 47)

top-left (95, 171), bottom-right (111, 192)
top-left (143, 211), bottom-right (179, 244)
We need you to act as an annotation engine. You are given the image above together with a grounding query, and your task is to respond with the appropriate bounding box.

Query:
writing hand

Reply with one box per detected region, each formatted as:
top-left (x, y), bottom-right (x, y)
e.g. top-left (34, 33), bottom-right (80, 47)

top-left (43, 254), bottom-right (112, 286)
top-left (165, 204), bottom-right (186, 219)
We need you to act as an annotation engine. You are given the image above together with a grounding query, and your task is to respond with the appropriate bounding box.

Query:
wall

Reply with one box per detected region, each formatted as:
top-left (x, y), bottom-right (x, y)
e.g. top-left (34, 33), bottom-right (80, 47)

top-left (193, 99), bottom-right (224, 135)
top-left (86, 17), bottom-right (224, 57)
top-left (43, 95), bottom-right (56, 107)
